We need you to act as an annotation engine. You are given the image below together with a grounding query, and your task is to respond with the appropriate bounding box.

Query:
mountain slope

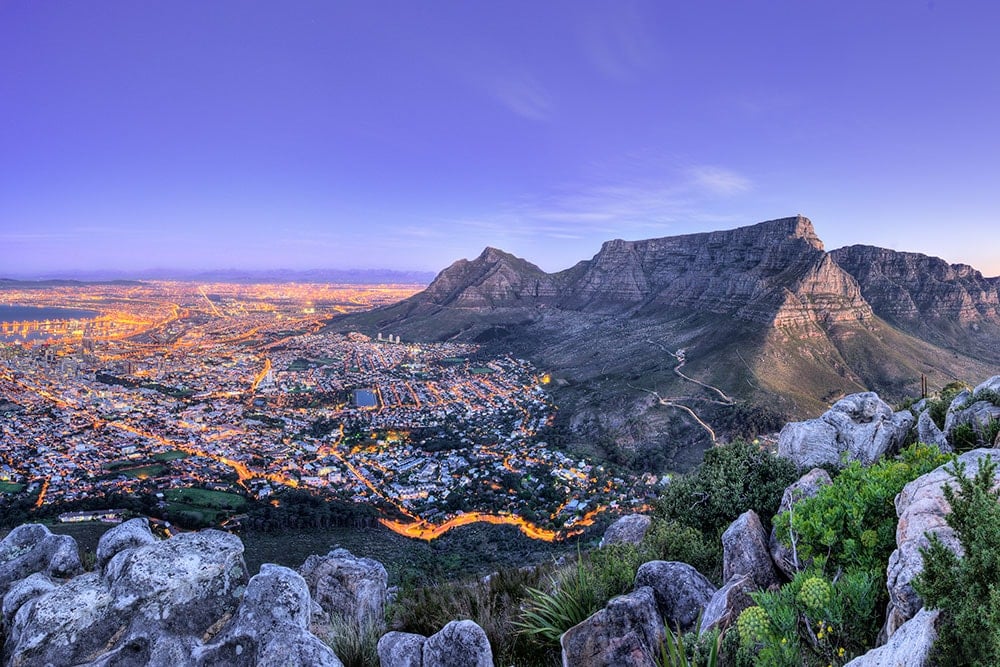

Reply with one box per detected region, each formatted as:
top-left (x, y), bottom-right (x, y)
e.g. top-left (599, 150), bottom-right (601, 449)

top-left (329, 217), bottom-right (999, 470)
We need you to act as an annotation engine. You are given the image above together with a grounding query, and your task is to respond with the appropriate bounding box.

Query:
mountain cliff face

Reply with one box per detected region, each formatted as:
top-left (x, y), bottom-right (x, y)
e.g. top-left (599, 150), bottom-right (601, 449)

top-left (331, 217), bottom-right (998, 470)
top-left (830, 245), bottom-right (1000, 361)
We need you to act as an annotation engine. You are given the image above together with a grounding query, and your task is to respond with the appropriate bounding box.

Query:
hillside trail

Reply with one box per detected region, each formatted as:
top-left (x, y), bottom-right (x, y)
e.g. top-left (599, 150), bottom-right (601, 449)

top-left (628, 340), bottom-right (738, 444)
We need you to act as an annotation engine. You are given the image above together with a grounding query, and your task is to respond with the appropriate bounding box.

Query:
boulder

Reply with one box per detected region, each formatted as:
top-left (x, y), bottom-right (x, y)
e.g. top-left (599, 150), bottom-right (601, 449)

top-left (947, 401), bottom-right (1000, 442)
top-left (633, 561), bottom-right (716, 633)
top-left (1, 571), bottom-right (57, 629)
top-left (95, 517), bottom-right (158, 572)
top-left (769, 468), bottom-right (833, 578)
top-left (560, 586), bottom-right (665, 667)
top-left (916, 410), bottom-right (950, 452)
top-left (422, 620), bottom-right (492, 667)
top-left (698, 573), bottom-right (755, 636)
top-left (4, 528), bottom-right (249, 666)
top-left (300, 548), bottom-right (388, 629)
top-left (885, 448), bottom-right (1000, 634)
top-left (974, 375), bottom-right (1000, 396)
top-left (0, 523), bottom-right (82, 597)
top-left (599, 515), bottom-right (652, 548)
top-left (844, 608), bottom-right (939, 667)
top-left (943, 389), bottom-right (972, 434)
top-left (378, 631), bottom-right (426, 667)
top-left (722, 511), bottom-right (780, 591)
top-left (778, 392), bottom-right (914, 467)
top-left (196, 564), bottom-right (343, 667)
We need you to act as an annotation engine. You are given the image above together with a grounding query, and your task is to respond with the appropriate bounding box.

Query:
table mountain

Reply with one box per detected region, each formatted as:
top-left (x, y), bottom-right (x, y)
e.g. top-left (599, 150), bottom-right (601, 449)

top-left (330, 216), bottom-right (998, 470)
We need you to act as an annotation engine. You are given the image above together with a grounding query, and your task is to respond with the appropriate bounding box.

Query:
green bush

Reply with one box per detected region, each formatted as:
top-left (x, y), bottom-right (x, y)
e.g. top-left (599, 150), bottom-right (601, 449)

top-left (773, 443), bottom-right (950, 577)
top-left (655, 440), bottom-right (797, 582)
top-left (914, 454), bottom-right (1000, 665)
top-left (658, 627), bottom-right (721, 667)
top-left (950, 418), bottom-right (999, 453)
top-left (323, 614), bottom-right (382, 667)
top-left (641, 519), bottom-right (722, 583)
top-left (736, 569), bottom-right (879, 666)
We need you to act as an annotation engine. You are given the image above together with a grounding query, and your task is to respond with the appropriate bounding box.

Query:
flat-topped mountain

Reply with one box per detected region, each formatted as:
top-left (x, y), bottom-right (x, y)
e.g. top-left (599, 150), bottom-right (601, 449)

top-left (331, 216), bottom-right (999, 470)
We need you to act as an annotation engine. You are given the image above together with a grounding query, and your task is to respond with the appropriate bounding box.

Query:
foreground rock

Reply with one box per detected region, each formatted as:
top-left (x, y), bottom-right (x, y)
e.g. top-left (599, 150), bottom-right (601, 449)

top-left (300, 547), bottom-right (388, 631)
top-left (722, 510), bottom-right (780, 591)
top-left (599, 514), bottom-right (652, 548)
top-left (0, 523), bottom-right (82, 597)
top-left (778, 392), bottom-right (914, 468)
top-left (2, 521), bottom-right (342, 666)
top-left (844, 608), bottom-right (939, 667)
top-left (378, 631), bottom-right (426, 667)
top-left (699, 573), bottom-right (755, 636)
top-left (634, 561), bottom-right (715, 633)
top-left (916, 410), bottom-right (950, 452)
top-left (885, 448), bottom-right (1000, 634)
top-left (561, 586), bottom-right (665, 667)
top-left (769, 468), bottom-right (833, 578)
top-left (422, 620), bottom-right (493, 667)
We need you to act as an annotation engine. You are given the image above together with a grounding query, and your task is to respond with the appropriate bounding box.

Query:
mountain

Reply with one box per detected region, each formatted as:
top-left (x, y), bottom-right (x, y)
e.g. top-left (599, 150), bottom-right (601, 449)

top-left (329, 216), bottom-right (999, 471)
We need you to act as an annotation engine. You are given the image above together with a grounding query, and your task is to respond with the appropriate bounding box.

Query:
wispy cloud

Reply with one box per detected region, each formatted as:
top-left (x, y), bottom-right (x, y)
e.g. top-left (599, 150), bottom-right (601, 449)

top-left (487, 74), bottom-right (554, 121)
top-left (687, 166), bottom-right (752, 196)
top-left (579, 2), bottom-right (659, 81)
top-left (442, 163), bottom-right (754, 246)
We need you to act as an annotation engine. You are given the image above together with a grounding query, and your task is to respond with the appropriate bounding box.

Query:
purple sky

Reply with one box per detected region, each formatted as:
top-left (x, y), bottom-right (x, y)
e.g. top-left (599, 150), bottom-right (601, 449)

top-left (2, 1), bottom-right (999, 277)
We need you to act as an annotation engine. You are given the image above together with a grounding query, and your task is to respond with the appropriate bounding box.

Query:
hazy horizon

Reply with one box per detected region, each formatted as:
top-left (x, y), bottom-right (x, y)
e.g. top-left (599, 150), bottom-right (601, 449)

top-left (3, 1), bottom-right (999, 276)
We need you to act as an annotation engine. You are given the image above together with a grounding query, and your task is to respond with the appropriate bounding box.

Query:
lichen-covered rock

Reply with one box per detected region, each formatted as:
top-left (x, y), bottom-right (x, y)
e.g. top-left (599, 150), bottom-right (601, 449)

top-left (422, 620), bottom-right (492, 667)
top-left (722, 511), bottom-right (779, 591)
top-left (4, 528), bottom-right (249, 666)
top-left (300, 547), bottom-right (388, 629)
top-left (845, 608), bottom-right (939, 666)
top-left (916, 409), bottom-right (950, 452)
top-left (769, 468), bottom-right (833, 578)
top-left (0, 523), bottom-right (82, 597)
top-left (378, 631), bottom-right (426, 667)
top-left (943, 389), bottom-right (972, 434)
top-left (885, 448), bottom-right (1000, 634)
top-left (560, 586), bottom-right (665, 667)
top-left (1, 571), bottom-right (57, 629)
top-left (699, 573), bottom-right (755, 636)
top-left (599, 515), bottom-right (652, 548)
top-left (197, 564), bottom-right (343, 667)
top-left (778, 392), bottom-right (914, 467)
top-left (633, 561), bottom-right (715, 633)
top-left (95, 517), bottom-right (158, 572)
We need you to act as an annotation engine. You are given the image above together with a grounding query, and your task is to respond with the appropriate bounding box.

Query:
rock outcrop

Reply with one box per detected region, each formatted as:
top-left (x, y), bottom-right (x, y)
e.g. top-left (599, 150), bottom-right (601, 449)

top-left (633, 560), bottom-right (716, 633)
top-left (885, 448), bottom-right (1000, 634)
top-left (560, 586), bottom-right (665, 667)
top-left (778, 392), bottom-right (915, 468)
top-left (844, 608), bottom-right (939, 667)
top-left (299, 547), bottom-right (388, 630)
top-left (916, 409), bottom-right (950, 451)
top-left (599, 514), bottom-right (652, 548)
top-left (769, 468), bottom-right (833, 578)
top-left (722, 510), bottom-right (780, 591)
top-left (378, 631), bottom-right (426, 667)
top-left (0, 523), bottom-right (82, 597)
top-left (699, 573), bottom-right (755, 636)
top-left (421, 620), bottom-right (493, 667)
top-left (1, 522), bottom-right (343, 666)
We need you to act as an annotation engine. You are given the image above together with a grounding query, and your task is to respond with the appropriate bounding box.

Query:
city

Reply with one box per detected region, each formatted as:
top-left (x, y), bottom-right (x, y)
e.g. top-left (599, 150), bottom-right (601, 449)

top-left (0, 281), bottom-right (653, 541)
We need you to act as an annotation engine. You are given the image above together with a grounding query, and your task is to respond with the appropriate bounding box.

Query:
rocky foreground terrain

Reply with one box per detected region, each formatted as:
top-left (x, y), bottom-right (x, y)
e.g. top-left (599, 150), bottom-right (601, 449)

top-left (2, 376), bottom-right (999, 666)
top-left (331, 216), bottom-right (1000, 470)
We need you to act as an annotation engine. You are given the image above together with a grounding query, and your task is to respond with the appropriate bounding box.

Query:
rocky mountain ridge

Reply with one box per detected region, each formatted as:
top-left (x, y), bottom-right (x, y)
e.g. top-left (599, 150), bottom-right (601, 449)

top-left (331, 216), bottom-right (1000, 470)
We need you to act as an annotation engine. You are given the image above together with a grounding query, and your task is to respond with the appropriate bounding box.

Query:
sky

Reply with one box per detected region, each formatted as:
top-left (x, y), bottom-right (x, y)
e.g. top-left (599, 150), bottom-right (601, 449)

top-left (2, 0), bottom-right (999, 278)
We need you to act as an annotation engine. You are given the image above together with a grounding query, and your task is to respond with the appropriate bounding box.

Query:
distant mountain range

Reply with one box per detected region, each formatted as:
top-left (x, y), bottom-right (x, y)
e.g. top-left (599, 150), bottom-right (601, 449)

top-left (329, 216), bottom-right (1000, 470)
top-left (0, 268), bottom-right (436, 285)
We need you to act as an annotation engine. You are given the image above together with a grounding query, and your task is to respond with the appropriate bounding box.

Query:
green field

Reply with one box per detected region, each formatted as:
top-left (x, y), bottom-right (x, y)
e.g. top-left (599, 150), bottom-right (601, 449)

top-left (0, 481), bottom-right (25, 494)
top-left (117, 464), bottom-right (166, 479)
top-left (153, 450), bottom-right (189, 461)
top-left (164, 487), bottom-right (246, 510)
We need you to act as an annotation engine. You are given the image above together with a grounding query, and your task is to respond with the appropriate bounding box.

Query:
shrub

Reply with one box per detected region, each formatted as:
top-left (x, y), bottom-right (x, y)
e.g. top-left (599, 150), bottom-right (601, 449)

top-left (736, 569), bottom-right (879, 666)
top-left (773, 443), bottom-right (950, 578)
top-left (656, 441), bottom-right (797, 572)
top-left (641, 519), bottom-right (722, 583)
top-left (658, 627), bottom-right (721, 667)
top-left (914, 455), bottom-right (1000, 665)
